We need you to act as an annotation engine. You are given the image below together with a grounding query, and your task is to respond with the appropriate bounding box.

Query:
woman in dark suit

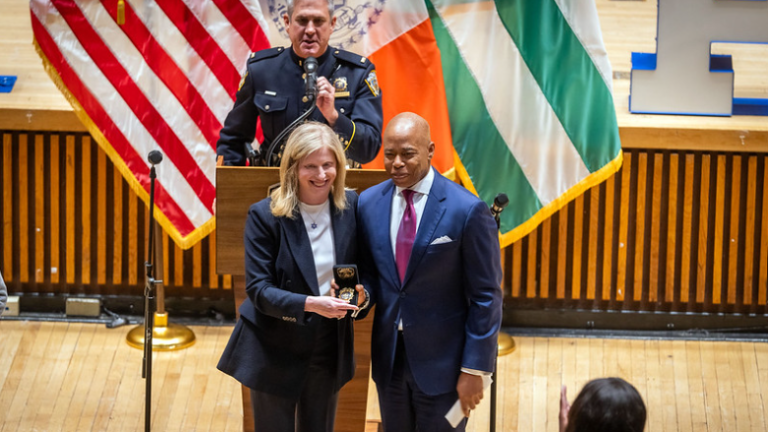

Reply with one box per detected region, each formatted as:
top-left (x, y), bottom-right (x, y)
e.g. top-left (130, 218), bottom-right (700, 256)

top-left (217, 122), bottom-right (365, 432)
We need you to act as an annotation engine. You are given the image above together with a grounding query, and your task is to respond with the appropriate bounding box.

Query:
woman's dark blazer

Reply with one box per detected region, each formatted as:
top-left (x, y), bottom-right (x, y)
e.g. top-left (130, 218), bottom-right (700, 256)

top-left (217, 190), bottom-right (359, 400)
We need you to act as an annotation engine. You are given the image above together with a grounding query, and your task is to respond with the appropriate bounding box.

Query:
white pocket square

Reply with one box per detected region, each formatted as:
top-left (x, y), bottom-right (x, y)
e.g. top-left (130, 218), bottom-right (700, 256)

top-left (430, 235), bottom-right (453, 245)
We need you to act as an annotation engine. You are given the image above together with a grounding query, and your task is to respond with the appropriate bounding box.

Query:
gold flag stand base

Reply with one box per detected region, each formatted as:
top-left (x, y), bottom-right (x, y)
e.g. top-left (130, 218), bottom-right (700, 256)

top-left (126, 312), bottom-right (196, 351)
top-left (498, 332), bottom-right (516, 356)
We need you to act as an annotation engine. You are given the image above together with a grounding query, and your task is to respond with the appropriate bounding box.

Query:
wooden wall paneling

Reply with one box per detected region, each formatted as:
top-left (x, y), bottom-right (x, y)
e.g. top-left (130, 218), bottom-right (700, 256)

top-left (209, 230), bottom-right (219, 290)
top-left (113, 164), bottom-right (123, 286)
top-left (525, 224), bottom-right (537, 300)
top-left (162, 230), bottom-right (170, 292)
top-left (728, 155), bottom-right (744, 308)
top-left (563, 202), bottom-right (575, 304)
top-left (193, 239), bottom-right (202, 289)
top-left (19, 133), bottom-right (29, 284)
top-left (616, 151), bottom-right (632, 303)
top-left (648, 152), bottom-right (664, 305)
top-left (712, 154), bottom-right (727, 306)
top-left (50, 134), bottom-right (60, 285)
top-left (571, 194), bottom-right (584, 302)
top-left (680, 154), bottom-right (695, 306)
top-left (510, 235), bottom-right (521, 298)
top-left (34, 134), bottom-right (44, 285)
top-left (632, 151), bottom-right (648, 305)
top-left (665, 152), bottom-right (679, 305)
top-left (97, 146), bottom-right (107, 286)
top-left (587, 184), bottom-right (600, 302)
top-left (743, 156), bottom-right (757, 306)
top-left (759, 155), bottom-right (768, 306)
top-left (128, 183), bottom-right (138, 287)
top-left (174, 240), bottom-right (184, 288)
top-left (556, 207), bottom-right (567, 300)
top-left (3, 133), bottom-right (12, 282)
top-left (602, 172), bottom-right (615, 303)
top-left (696, 154), bottom-right (711, 306)
top-left (539, 218), bottom-right (551, 300)
top-left (81, 136), bottom-right (91, 287)
top-left (65, 135), bottom-right (75, 286)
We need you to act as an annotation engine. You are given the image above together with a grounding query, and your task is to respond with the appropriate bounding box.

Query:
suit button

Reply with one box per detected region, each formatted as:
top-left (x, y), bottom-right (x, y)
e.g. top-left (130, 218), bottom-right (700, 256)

top-left (265, 105), bottom-right (270, 111)
top-left (400, 292), bottom-right (406, 298)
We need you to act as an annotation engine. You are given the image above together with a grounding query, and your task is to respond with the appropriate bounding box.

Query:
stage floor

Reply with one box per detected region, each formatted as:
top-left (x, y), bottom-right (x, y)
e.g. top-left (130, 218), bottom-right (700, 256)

top-left (1, 320), bottom-right (767, 431)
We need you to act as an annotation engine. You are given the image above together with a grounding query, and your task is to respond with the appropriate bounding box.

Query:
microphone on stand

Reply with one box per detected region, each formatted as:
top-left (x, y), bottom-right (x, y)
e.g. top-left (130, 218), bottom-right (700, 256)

top-left (244, 142), bottom-right (260, 166)
top-left (487, 191), bottom-right (512, 432)
top-left (265, 56), bottom-right (319, 167)
top-left (304, 56), bottom-right (318, 102)
top-left (489, 193), bottom-right (509, 229)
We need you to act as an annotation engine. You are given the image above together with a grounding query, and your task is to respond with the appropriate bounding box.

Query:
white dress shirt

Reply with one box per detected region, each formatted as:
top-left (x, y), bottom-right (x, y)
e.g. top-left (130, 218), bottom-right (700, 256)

top-left (389, 167), bottom-right (435, 256)
top-left (299, 200), bottom-right (335, 296)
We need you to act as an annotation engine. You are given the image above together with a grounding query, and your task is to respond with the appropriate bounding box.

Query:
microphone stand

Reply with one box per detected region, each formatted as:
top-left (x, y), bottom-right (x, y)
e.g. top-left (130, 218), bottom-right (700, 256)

top-left (142, 152), bottom-right (163, 432)
top-left (263, 57), bottom-right (318, 167)
top-left (489, 193), bottom-right (515, 432)
top-left (263, 105), bottom-right (315, 166)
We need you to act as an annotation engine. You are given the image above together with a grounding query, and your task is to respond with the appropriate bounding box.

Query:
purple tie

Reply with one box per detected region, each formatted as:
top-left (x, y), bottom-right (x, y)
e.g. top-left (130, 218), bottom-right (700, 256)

top-left (396, 189), bottom-right (416, 282)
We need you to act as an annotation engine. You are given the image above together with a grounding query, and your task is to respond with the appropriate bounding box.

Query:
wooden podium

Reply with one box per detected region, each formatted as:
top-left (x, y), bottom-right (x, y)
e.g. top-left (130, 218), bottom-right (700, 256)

top-left (216, 166), bottom-right (389, 432)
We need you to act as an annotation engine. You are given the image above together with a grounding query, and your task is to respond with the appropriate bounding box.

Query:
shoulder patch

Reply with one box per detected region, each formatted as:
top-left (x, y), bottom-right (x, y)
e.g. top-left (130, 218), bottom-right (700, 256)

top-left (248, 46), bottom-right (285, 63)
top-left (332, 48), bottom-right (371, 69)
top-left (364, 70), bottom-right (380, 97)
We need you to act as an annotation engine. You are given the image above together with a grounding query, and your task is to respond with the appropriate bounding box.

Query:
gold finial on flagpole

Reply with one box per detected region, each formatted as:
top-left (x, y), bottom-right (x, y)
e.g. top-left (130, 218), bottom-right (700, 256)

top-left (117, 0), bottom-right (125, 25)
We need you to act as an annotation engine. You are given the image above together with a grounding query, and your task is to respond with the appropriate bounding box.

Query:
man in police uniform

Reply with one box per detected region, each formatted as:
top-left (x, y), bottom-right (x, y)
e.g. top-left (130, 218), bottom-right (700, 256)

top-left (216, 0), bottom-right (383, 166)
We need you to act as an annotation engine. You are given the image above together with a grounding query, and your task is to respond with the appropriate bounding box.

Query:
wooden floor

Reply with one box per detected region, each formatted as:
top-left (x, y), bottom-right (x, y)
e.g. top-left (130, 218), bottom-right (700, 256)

top-left (2, 321), bottom-right (768, 432)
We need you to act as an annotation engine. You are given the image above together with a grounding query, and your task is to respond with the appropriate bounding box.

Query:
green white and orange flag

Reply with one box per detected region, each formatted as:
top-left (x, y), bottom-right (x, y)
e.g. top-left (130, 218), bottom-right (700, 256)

top-left (262, 0), bottom-right (624, 247)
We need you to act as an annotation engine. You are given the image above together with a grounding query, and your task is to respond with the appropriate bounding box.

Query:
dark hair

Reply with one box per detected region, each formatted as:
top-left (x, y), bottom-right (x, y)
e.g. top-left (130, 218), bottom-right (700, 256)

top-left (566, 378), bottom-right (646, 432)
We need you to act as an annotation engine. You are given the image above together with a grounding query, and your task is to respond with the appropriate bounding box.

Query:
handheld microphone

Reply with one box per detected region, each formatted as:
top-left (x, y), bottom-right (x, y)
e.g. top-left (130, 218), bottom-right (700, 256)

top-left (244, 142), bottom-right (260, 166)
top-left (490, 193), bottom-right (509, 219)
top-left (147, 150), bottom-right (163, 165)
top-left (304, 56), bottom-right (318, 102)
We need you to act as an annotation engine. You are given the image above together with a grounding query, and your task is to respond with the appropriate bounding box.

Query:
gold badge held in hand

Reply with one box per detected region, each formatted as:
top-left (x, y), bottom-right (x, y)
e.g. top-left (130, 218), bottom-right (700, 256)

top-left (339, 287), bottom-right (355, 302)
top-left (333, 264), bottom-right (359, 306)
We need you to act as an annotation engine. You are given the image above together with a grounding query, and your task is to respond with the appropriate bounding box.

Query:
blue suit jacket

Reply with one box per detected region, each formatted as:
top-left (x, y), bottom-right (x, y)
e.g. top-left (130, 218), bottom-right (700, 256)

top-left (217, 190), bottom-right (358, 400)
top-left (357, 169), bottom-right (502, 396)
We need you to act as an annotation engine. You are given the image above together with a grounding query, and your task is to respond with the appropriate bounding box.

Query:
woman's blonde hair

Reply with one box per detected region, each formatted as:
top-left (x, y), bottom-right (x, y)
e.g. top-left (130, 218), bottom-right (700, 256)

top-left (270, 122), bottom-right (348, 218)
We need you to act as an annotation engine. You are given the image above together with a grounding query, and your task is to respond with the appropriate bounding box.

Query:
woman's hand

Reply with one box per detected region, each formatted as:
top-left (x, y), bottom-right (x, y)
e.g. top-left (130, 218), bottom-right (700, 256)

top-left (304, 295), bottom-right (358, 319)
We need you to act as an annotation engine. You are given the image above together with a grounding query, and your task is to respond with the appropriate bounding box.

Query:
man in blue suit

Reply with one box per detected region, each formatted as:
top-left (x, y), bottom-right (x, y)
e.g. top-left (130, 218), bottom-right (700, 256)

top-left (357, 112), bottom-right (503, 432)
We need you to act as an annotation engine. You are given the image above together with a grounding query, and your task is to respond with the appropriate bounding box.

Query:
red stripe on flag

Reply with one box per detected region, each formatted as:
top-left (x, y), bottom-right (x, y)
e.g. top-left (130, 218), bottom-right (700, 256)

top-left (51, 0), bottom-right (215, 213)
top-left (212, 0), bottom-right (271, 52)
top-left (101, 0), bottom-right (222, 148)
top-left (31, 12), bottom-right (198, 236)
top-left (154, 0), bottom-right (241, 97)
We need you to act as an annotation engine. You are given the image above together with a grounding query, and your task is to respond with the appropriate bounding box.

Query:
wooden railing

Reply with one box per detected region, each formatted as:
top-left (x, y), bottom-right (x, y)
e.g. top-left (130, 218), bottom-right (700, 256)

top-left (3, 130), bottom-right (767, 320)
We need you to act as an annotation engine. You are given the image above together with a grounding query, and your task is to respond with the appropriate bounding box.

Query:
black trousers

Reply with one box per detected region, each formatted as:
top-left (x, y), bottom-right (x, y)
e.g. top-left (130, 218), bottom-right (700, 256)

top-left (377, 333), bottom-right (465, 432)
top-left (250, 319), bottom-right (339, 432)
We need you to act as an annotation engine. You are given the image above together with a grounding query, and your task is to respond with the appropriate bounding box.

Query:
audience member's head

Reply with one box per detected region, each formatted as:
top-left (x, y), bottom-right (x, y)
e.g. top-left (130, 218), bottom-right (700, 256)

top-left (562, 377), bottom-right (646, 432)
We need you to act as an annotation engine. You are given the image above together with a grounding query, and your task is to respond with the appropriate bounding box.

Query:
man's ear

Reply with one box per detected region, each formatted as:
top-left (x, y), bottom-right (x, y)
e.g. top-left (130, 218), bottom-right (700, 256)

top-left (283, 13), bottom-right (290, 28)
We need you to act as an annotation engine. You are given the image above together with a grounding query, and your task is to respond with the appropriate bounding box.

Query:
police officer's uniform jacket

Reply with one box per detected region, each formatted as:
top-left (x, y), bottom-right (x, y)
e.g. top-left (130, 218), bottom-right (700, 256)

top-left (216, 46), bottom-right (383, 166)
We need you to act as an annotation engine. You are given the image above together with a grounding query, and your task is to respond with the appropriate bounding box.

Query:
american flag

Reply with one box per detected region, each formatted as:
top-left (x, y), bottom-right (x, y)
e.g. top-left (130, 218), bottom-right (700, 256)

top-left (30, 0), bottom-right (270, 249)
